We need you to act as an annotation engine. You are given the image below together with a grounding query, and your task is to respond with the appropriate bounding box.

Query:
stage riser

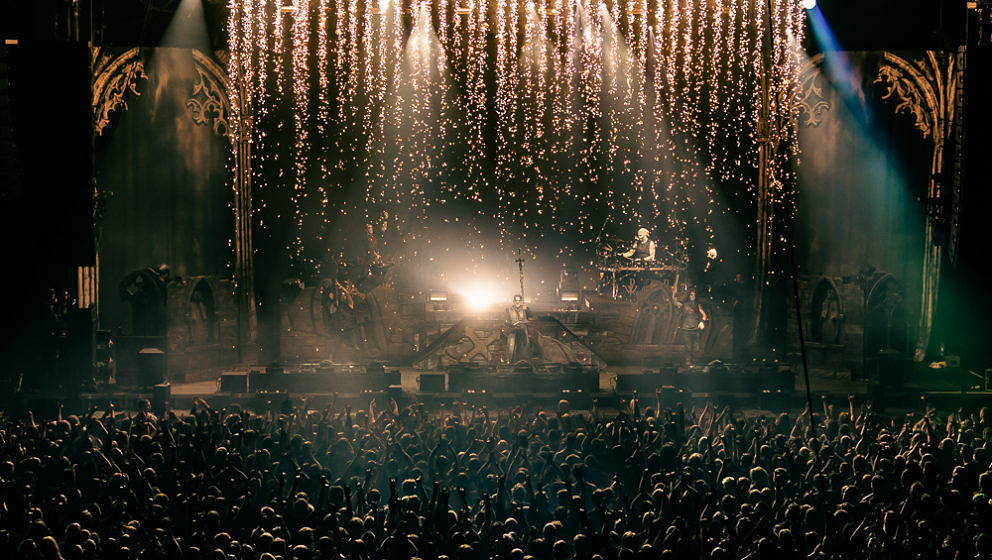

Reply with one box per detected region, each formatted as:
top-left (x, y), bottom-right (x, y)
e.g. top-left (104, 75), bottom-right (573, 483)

top-left (448, 372), bottom-right (599, 395)
top-left (224, 372), bottom-right (402, 394)
top-left (414, 392), bottom-right (597, 410)
top-left (4, 391), bottom-right (800, 417)
top-left (614, 371), bottom-right (795, 394)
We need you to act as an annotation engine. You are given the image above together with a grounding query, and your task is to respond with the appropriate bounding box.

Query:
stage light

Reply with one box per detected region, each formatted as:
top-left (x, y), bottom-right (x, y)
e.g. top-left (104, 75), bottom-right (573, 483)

top-left (428, 290), bottom-right (448, 303)
top-left (802, 0), bottom-right (816, 10)
top-left (558, 266), bottom-right (580, 305)
top-left (77, 265), bottom-right (96, 309)
top-left (559, 290), bottom-right (580, 303)
top-left (159, 0), bottom-right (210, 50)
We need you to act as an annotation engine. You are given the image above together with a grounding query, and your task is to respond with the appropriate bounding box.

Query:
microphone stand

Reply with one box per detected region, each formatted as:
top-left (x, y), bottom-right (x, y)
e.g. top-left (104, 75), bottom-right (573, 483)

top-left (515, 249), bottom-right (526, 301)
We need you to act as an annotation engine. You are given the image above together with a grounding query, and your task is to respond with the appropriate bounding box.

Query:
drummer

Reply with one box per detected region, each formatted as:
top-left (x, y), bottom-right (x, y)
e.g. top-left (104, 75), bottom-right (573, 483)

top-left (621, 227), bottom-right (656, 262)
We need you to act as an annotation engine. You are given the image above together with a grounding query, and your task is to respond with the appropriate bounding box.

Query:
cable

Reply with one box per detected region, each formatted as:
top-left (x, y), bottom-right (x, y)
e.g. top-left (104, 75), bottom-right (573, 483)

top-left (763, 0), bottom-right (831, 537)
top-left (787, 207), bottom-right (831, 536)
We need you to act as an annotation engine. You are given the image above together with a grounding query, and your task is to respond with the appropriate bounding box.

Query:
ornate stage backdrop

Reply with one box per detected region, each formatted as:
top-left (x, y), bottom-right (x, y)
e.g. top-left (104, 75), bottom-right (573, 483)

top-left (795, 50), bottom-right (961, 364)
top-left (92, 47), bottom-right (234, 340)
top-left (88, 2), bottom-right (959, 368)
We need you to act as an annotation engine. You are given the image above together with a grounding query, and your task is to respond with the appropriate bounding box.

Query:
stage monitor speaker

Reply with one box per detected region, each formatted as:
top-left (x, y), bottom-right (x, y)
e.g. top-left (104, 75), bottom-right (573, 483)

top-left (137, 347), bottom-right (166, 387)
top-left (94, 329), bottom-right (112, 384)
top-left (60, 308), bottom-right (93, 386)
top-left (418, 373), bottom-right (445, 393)
top-left (220, 372), bottom-right (248, 393)
top-left (616, 374), bottom-right (684, 394)
top-left (388, 385), bottom-right (403, 401)
top-left (152, 382), bottom-right (170, 415)
top-left (387, 369), bottom-right (401, 385)
top-left (660, 385), bottom-right (685, 403)
top-left (758, 389), bottom-right (792, 411)
top-left (367, 362), bottom-right (385, 375)
top-left (367, 364), bottom-right (400, 388)
top-left (94, 329), bottom-right (111, 362)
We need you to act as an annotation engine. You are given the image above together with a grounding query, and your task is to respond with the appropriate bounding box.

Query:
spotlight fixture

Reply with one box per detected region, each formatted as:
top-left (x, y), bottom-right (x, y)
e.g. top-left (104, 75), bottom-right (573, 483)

top-left (559, 290), bottom-right (580, 303)
top-left (428, 289), bottom-right (448, 312)
top-left (428, 290), bottom-right (448, 303)
top-left (801, 0), bottom-right (816, 9)
top-left (557, 266), bottom-right (580, 306)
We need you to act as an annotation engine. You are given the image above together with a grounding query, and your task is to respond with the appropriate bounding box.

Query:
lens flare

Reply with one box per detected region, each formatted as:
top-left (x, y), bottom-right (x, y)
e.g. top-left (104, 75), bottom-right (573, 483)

top-left (456, 283), bottom-right (508, 312)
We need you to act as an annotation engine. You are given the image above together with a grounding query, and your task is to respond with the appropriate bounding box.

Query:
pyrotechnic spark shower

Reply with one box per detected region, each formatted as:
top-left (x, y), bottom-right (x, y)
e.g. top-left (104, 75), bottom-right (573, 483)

top-left (226, 0), bottom-right (806, 274)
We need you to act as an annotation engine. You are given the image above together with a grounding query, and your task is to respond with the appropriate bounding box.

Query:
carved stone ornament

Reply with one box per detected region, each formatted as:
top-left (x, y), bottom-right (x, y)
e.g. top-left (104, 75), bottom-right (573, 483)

top-left (874, 51), bottom-right (956, 143)
top-left (872, 51), bottom-right (958, 361)
top-left (92, 47), bottom-right (147, 137)
top-left (187, 50), bottom-right (232, 136)
top-left (797, 54), bottom-right (830, 128)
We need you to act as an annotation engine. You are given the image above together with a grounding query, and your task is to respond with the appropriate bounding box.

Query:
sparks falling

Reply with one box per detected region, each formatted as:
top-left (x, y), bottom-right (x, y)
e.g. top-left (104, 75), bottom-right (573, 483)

top-left (227, 0), bottom-right (806, 274)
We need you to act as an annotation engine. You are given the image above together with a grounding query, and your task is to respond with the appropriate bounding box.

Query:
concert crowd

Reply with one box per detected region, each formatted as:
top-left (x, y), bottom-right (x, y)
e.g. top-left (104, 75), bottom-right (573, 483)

top-left (1, 396), bottom-right (990, 560)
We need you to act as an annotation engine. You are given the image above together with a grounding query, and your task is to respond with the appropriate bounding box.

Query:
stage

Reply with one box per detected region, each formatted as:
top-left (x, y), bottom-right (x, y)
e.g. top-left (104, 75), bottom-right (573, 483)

top-left (19, 274), bottom-right (989, 416)
top-left (10, 359), bottom-right (991, 419)
top-left (6, 0), bottom-right (992, 423)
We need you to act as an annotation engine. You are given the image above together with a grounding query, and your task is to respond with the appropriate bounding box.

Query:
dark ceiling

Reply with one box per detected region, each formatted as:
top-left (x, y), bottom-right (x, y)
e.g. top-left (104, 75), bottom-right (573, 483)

top-left (0, 0), bottom-right (973, 52)
top-left (812, 0), bottom-right (965, 52)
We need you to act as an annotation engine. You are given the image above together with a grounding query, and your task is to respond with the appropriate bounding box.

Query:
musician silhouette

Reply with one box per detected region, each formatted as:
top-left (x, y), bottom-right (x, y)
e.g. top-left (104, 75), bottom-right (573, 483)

top-left (506, 294), bottom-right (533, 362)
top-left (674, 287), bottom-right (708, 365)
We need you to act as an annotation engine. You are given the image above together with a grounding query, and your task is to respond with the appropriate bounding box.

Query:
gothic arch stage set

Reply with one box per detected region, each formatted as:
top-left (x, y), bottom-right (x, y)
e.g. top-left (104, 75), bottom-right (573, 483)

top-left (72, 1), bottom-right (984, 412)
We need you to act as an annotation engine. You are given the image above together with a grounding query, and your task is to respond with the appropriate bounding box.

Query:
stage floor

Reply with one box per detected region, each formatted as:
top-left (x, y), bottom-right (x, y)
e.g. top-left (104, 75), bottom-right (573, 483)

top-left (168, 366), bottom-right (867, 396)
top-left (9, 363), bottom-right (989, 416)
